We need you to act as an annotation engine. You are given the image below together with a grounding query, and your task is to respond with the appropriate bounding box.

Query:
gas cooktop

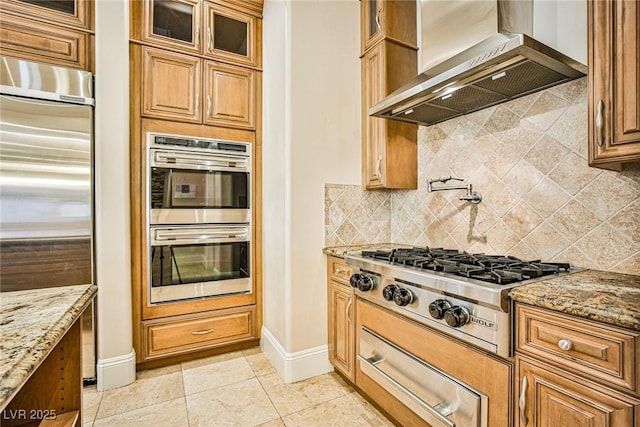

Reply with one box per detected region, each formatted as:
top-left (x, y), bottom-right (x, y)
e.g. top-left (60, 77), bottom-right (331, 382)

top-left (360, 247), bottom-right (570, 285)
top-left (345, 246), bottom-right (578, 357)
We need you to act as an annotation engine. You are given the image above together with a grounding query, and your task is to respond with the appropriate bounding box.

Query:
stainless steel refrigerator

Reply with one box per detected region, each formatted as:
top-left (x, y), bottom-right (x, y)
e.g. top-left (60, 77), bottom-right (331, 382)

top-left (0, 56), bottom-right (96, 382)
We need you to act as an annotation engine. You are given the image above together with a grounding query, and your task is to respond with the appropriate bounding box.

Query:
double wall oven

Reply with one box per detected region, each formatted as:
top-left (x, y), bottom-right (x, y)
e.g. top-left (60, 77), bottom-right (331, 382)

top-left (147, 133), bottom-right (252, 304)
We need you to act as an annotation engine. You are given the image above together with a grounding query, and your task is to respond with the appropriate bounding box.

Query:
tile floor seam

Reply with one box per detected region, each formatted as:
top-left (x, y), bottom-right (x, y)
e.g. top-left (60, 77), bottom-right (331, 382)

top-left (254, 370), bottom-right (284, 424)
top-left (180, 365), bottom-right (192, 427)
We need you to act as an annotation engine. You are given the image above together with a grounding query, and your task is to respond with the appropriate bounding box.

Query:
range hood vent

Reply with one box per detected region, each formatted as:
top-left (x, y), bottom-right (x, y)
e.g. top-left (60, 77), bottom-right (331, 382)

top-left (370, 0), bottom-right (587, 127)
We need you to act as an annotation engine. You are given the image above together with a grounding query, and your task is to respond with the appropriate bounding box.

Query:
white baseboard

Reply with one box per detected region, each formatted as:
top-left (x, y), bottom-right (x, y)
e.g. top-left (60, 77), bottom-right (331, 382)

top-left (96, 349), bottom-right (136, 391)
top-left (260, 326), bottom-right (333, 383)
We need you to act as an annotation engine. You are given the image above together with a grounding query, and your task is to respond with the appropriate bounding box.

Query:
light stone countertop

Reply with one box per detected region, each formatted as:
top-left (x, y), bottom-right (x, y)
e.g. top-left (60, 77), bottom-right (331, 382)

top-left (0, 284), bottom-right (97, 410)
top-left (509, 270), bottom-right (640, 331)
top-left (322, 243), bottom-right (411, 258)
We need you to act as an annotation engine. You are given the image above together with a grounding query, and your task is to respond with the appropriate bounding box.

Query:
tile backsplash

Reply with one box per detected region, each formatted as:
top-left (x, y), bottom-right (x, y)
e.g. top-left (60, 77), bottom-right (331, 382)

top-left (325, 77), bottom-right (640, 275)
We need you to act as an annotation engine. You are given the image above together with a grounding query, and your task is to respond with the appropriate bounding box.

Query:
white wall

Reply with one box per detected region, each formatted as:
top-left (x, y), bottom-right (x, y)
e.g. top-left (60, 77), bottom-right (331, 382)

top-left (94, 0), bottom-right (135, 391)
top-left (262, 0), bottom-right (361, 378)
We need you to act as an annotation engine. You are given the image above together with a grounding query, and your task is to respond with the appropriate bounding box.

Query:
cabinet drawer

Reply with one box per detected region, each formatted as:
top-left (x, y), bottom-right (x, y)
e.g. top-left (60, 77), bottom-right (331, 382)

top-left (144, 306), bottom-right (255, 359)
top-left (516, 304), bottom-right (639, 393)
top-left (0, 13), bottom-right (89, 70)
top-left (328, 257), bottom-right (351, 285)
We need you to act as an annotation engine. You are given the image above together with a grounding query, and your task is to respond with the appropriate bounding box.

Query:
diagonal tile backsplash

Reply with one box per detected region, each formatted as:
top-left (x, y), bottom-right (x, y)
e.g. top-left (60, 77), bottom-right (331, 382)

top-left (325, 77), bottom-right (640, 275)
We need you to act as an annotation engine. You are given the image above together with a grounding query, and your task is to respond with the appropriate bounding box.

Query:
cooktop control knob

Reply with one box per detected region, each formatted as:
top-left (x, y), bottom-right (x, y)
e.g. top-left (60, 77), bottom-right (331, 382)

top-left (349, 274), bottom-right (362, 289)
top-left (357, 275), bottom-right (376, 292)
top-left (393, 288), bottom-right (414, 306)
top-left (428, 299), bottom-right (452, 319)
top-left (382, 285), bottom-right (399, 301)
top-left (444, 306), bottom-right (470, 328)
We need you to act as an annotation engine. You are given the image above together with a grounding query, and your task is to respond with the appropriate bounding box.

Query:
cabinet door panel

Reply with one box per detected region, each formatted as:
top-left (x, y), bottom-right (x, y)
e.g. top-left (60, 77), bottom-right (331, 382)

top-left (1, 0), bottom-right (91, 29)
top-left (517, 358), bottom-right (636, 427)
top-left (142, 47), bottom-right (202, 123)
top-left (204, 61), bottom-right (255, 129)
top-left (362, 42), bottom-right (386, 189)
top-left (0, 12), bottom-right (89, 70)
top-left (329, 282), bottom-right (354, 380)
top-left (205, 3), bottom-right (259, 68)
top-left (142, 0), bottom-right (201, 53)
top-left (588, 0), bottom-right (640, 166)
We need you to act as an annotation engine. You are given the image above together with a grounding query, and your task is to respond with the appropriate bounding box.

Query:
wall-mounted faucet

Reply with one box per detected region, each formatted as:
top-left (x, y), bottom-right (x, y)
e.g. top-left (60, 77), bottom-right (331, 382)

top-left (427, 175), bottom-right (482, 204)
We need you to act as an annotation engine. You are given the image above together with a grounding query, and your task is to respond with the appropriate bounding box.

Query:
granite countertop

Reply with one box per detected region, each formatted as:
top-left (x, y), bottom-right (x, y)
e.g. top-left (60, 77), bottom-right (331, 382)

top-left (509, 270), bottom-right (640, 331)
top-left (323, 243), bottom-right (411, 258)
top-left (0, 284), bottom-right (97, 410)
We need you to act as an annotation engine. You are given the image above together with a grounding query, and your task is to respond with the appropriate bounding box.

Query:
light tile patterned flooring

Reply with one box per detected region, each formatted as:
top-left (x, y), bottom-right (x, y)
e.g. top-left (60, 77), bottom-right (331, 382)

top-left (83, 347), bottom-right (393, 427)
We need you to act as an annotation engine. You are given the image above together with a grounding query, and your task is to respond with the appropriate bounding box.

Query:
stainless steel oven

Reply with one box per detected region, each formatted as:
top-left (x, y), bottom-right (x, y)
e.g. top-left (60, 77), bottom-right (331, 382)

top-left (149, 224), bottom-right (251, 304)
top-left (148, 133), bottom-right (251, 225)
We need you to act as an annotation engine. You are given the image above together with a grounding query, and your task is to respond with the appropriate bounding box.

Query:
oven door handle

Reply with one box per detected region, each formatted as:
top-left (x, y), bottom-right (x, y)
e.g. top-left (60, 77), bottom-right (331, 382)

top-left (152, 150), bottom-right (249, 171)
top-left (152, 227), bottom-right (249, 245)
top-left (358, 355), bottom-right (456, 427)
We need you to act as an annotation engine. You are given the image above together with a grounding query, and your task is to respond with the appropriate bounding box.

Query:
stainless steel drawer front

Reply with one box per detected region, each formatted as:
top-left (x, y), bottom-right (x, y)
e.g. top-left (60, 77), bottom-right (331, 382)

top-left (358, 327), bottom-right (488, 427)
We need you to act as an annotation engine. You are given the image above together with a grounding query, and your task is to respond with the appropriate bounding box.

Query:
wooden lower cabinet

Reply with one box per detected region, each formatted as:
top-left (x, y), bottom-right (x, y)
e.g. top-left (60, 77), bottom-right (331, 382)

top-left (143, 305), bottom-right (256, 360)
top-left (328, 281), bottom-right (355, 381)
top-left (327, 256), bottom-right (355, 381)
top-left (516, 356), bottom-right (639, 427)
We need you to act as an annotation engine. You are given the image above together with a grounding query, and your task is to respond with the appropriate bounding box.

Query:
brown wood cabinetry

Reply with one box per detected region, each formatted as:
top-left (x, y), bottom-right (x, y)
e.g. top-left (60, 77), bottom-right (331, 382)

top-left (142, 47), bottom-right (202, 123)
top-left (360, 1), bottom-right (417, 190)
top-left (133, 0), bottom-right (261, 69)
top-left (129, 0), bottom-right (263, 366)
top-left (326, 256), bottom-right (355, 381)
top-left (143, 306), bottom-right (256, 360)
top-left (139, 45), bottom-right (256, 129)
top-left (515, 303), bottom-right (640, 427)
top-left (588, 0), bottom-right (640, 167)
top-left (360, 0), bottom-right (417, 54)
top-left (0, 0), bottom-right (93, 70)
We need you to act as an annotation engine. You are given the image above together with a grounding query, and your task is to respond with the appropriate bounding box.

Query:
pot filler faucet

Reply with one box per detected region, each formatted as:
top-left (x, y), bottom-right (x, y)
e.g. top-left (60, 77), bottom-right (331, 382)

top-left (427, 176), bottom-right (482, 204)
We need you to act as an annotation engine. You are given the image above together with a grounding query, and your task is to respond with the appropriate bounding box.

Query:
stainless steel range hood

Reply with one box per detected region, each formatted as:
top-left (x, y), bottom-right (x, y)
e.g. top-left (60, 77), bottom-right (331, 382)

top-left (370, 0), bottom-right (587, 126)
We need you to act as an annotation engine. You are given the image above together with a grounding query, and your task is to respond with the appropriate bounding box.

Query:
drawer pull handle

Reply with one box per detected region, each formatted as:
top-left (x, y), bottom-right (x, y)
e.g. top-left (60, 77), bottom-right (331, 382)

top-left (192, 328), bottom-right (215, 335)
top-left (519, 375), bottom-right (528, 426)
top-left (596, 99), bottom-right (605, 147)
top-left (557, 338), bottom-right (573, 351)
top-left (335, 268), bottom-right (343, 274)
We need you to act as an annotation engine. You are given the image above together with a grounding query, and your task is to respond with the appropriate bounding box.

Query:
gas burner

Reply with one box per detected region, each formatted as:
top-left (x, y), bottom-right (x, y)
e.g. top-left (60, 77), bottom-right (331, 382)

top-left (361, 247), bottom-right (569, 285)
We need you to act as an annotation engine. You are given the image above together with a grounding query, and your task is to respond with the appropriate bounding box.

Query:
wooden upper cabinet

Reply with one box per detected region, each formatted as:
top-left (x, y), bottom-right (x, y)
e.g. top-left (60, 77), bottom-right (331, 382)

top-left (140, 0), bottom-right (202, 53)
top-left (204, 2), bottom-right (260, 68)
top-left (142, 46), bottom-right (202, 123)
top-left (360, 0), bottom-right (417, 54)
top-left (134, 0), bottom-right (262, 69)
top-left (361, 40), bottom-right (417, 190)
top-left (0, 0), bottom-right (92, 30)
top-left (204, 61), bottom-right (255, 129)
top-left (588, 0), bottom-right (640, 167)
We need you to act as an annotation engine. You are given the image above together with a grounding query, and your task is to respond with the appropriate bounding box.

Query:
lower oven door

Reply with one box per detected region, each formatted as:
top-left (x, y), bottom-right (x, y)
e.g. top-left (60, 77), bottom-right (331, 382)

top-left (149, 224), bottom-right (251, 304)
top-left (358, 327), bottom-right (488, 427)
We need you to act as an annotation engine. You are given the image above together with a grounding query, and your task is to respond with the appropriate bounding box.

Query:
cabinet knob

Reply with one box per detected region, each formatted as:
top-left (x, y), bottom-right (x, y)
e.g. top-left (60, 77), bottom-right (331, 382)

top-left (557, 338), bottom-right (573, 351)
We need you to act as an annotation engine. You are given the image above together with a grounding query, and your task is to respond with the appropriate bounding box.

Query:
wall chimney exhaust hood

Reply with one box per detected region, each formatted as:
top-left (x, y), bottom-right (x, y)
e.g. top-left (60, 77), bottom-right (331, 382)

top-left (370, 0), bottom-right (587, 127)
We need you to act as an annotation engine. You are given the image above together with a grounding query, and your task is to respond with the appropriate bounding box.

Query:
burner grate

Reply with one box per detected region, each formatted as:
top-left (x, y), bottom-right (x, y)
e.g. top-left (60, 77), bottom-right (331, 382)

top-left (361, 247), bottom-right (570, 285)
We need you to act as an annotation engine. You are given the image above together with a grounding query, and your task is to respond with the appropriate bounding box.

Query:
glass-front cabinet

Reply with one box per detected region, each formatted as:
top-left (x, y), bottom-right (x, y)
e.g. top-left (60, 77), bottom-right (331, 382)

top-left (361, 0), bottom-right (383, 53)
top-left (138, 0), bottom-right (260, 69)
top-left (143, 0), bottom-right (202, 53)
top-left (0, 0), bottom-right (91, 29)
top-left (204, 2), bottom-right (257, 67)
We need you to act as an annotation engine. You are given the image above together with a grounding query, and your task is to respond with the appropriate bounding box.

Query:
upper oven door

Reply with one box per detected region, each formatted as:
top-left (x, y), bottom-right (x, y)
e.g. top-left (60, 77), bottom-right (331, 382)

top-left (149, 148), bottom-right (250, 225)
